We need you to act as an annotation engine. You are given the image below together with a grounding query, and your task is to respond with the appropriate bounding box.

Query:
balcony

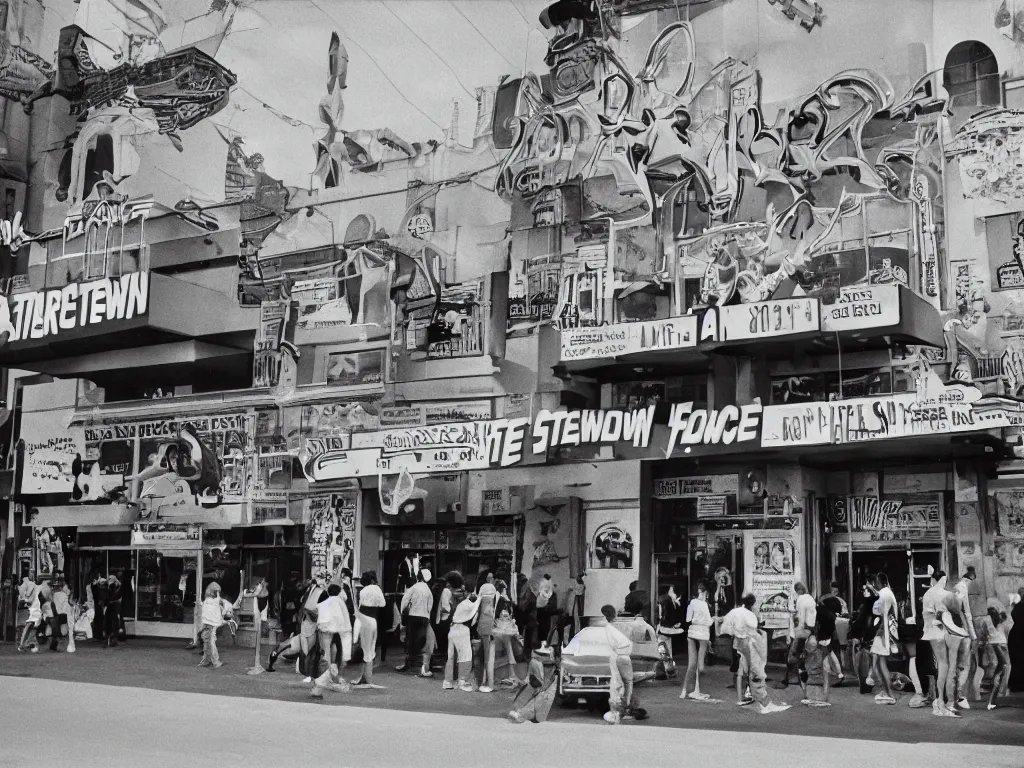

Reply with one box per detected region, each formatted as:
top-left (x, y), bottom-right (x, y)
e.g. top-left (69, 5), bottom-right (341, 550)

top-left (699, 285), bottom-right (944, 356)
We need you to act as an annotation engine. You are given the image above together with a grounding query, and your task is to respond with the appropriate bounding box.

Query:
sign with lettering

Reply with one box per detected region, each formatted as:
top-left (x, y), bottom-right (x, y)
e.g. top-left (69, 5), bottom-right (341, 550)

top-left (1, 272), bottom-right (149, 347)
top-left (847, 496), bottom-right (940, 532)
top-left (821, 285), bottom-right (900, 332)
top-left (559, 316), bottom-right (698, 362)
top-left (761, 381), bottom-right (1024, 447)
top-left (653, 475), bottom-right (739, 499)
top-left (379, 401), bottom-right (493, 428)
top-left (718, 298), bottom-right (819, 342)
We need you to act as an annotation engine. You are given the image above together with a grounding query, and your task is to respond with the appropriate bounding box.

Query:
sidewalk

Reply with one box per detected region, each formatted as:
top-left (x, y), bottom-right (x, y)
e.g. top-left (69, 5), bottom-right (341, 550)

top-left (1, 638), bottom-right (1021, 745)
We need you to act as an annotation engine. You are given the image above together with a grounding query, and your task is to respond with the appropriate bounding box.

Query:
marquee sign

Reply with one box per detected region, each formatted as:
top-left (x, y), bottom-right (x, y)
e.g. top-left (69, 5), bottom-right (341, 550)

top-left (0, 272), bottom-right (149, 346)
top-left (559, 316), bottom-right (698, 362)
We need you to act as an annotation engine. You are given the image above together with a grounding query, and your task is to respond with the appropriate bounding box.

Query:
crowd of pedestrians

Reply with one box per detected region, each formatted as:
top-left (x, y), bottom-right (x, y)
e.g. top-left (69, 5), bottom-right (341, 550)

top-left (10, 563), bottom-right (1024, 728)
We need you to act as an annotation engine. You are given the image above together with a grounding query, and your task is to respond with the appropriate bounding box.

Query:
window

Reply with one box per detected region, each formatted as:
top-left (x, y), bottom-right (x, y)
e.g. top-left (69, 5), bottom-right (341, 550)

top-left (943, 41), bottom-right (1000, 109)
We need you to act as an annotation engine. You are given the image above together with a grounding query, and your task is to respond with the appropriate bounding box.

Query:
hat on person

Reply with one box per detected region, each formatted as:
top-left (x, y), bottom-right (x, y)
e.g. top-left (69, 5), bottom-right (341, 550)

top-left (420, 568), bottom-right (432, 583)
top-left (452, 595), bottom-right (480, 624)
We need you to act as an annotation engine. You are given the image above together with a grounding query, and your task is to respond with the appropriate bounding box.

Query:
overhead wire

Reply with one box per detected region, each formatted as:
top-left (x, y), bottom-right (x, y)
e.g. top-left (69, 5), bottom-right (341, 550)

top-left (447, 1), bottom-right (520, 70)
top-left (308, 0), bottom-right (447, 131)
top-left (374, 0), bottom-right (477, 100)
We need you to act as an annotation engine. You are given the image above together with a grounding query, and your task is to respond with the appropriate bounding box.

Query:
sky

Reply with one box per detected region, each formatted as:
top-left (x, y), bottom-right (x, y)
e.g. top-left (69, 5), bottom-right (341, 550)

top-left (211, 0), bottom-right (555, 186)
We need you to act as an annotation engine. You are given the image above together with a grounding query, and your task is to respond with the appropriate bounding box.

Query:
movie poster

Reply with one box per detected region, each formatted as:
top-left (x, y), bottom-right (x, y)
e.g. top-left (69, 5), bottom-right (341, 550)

top-left (744, 523), bottom-right (802, 630)
top-left (583, 506), bottom-right (640, 616)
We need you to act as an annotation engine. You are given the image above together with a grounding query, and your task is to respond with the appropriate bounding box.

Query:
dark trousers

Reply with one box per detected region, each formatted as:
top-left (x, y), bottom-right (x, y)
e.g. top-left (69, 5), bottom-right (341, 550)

top-left (785, 635), bottom-right (809, 684)
top-left (433, 619), bottom-right (451, 661)
top-left (404, 616), bottom-right (429, 666)
top-left (93, 603), bottom-right (107, 642)
top-left (104, 604), bottom-right (121, 644)
top-left (48, 615), bottom-right (66, 650)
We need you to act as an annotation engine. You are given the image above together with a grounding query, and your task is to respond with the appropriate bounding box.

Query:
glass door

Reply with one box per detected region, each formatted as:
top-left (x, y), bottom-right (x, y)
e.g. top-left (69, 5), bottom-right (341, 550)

top-left (135, 550), bottom-right (201, 639)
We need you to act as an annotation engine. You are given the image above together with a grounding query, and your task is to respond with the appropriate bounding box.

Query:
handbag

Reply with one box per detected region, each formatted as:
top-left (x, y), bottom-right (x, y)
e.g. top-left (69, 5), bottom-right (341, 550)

top-left (511, 633), bottom-right (527, 663)
top-left (493, 614), bottom-right (519, 638)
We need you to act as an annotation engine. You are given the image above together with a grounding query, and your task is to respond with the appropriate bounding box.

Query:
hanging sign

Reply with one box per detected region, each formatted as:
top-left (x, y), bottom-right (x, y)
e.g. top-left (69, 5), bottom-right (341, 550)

top-left (821, 285), bottom-right (901, 332)
top-left (560, 316), bottom-right (698, 361)
top-left (653, 475), bottom-right (738, 499)
top-left (718, 298), bottom-right (819, 342)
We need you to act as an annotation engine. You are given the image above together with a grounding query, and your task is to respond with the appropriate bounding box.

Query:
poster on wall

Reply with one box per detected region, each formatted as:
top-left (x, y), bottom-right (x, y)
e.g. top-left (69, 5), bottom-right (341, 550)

top-left (994, 491), bottom-right (1024, 538)
top-left (304, 495), bottom-right (333, 579)
top-left (329, 492), bottom-right (358, 576)
top-left (583, 506), bottom-right (639, 616)
top-left (743, 524), bottom-right (802, 630)
top-left (22, 409), bottom-right (84, 494)
top-left (521, 492), bottom-right (573, 591)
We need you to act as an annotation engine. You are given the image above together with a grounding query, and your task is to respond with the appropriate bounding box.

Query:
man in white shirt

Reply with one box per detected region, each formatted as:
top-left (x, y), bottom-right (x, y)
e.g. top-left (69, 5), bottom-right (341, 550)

top-left (599, 604), bottom-right (641, 724)
top-left (920, 569), bottom-right (949, 716)
top-left (954, 567), bottom-right (979, 708)
top-left (355, 571), bottom-right (387, 686)
top-left (299, 577), bottom-right (326, 682)
top-left (18, 573), bottom-right (37, 606)
top-left (311, 584), bottom-right (352, 698)
top-left (397, 569), bottom-right (433, 673)
top-left (778, 582), bottom-right (816, 689)
top-left (725, 593), bottom-right (790, 714)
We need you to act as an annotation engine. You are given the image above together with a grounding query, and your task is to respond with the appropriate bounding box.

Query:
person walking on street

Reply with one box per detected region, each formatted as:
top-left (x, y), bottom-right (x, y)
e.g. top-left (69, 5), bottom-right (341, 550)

top-left (397, 569), bottom-right (433, 673)
top-left (354, 571), bottom-right (386, 686)
top-left (870, 573), bottom-right (898, 705)
top-left (921, 569), bottom-right (950, 716)
top-left (599, 605), bottom-right (645, 724)
top-left (489, 579), bottom-right (523, 687)
top-left (90, 574), bottom-right (108, 645)
top-left (657, 584), bottom-right (685, 679)
top-left (105, 575), bottom-right (123, 647)
top-left (199, 582), bottom-right (230, 668)
top-left (18, 586), bottom-right (47, 652)
top-left (299, 577), bottom-right (327, 682)
top-left (726, 593), bottom-right (790, 715)
top-left (477, 574), bottom-right (498, 692)
top-left (980, 606), bottom-right (1010, 710)
top-left (954, 568), bottom-right (979, 707)
top-left (310, 584), bottom-right (352, 699)
top-left (680, 584), bottom-right (712, 700)
top-left (443, 592), bottom-right (479, 691)
top-left (776, 582), bottom-right (816, 689)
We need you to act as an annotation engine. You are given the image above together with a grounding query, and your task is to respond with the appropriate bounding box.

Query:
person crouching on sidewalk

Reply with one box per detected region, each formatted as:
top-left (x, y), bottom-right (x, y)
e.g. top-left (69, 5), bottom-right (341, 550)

top-left (599, 604), bottom-right (642, 724)
top-left (199, 582), bottom-right (231, 668)
top-left (311, 583), bottom-right (353, 699)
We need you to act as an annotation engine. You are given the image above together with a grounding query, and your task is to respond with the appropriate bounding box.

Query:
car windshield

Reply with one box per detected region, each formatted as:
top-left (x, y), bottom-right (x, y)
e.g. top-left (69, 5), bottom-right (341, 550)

top-left (562, 626), bottom-right (614, 657)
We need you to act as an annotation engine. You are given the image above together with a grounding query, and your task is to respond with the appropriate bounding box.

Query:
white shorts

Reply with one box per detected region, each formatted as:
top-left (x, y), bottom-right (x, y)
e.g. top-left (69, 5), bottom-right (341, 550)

top-left (870, 636), bottom-right (890, 657)
top-left (448, 624), bottom-right (472, 663)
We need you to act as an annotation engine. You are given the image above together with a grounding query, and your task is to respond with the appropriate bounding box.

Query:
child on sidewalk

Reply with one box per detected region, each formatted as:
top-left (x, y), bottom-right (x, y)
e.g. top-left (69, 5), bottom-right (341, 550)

top-left (800, 634), bottom-right (832, 707)
top-left (199, 582), bottom-right (231, 668)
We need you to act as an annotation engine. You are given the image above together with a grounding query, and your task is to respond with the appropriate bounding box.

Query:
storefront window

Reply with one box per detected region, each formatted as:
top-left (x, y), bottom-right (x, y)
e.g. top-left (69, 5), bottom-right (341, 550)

top-left (136, 550), bottom-right (198, 624)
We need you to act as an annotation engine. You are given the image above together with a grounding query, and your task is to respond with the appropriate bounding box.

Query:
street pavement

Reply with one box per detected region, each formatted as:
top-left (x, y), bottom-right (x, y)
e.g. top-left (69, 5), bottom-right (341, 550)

top-left (2, 676), bottom-right (1023, 768)
top-left (0, 638), bottom-right (1022, 753)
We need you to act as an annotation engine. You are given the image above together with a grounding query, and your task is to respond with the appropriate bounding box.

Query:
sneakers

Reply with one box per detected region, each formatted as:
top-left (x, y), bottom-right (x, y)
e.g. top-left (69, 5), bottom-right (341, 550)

top-left (478, 686), bottom-right (494, 693)
top-left (737, 698), bottom-right (754, 706)
top-left (603, 710), bottom-right (621, 724)
top-left (30, 646), bottom-right (39, 654)
top-left (198, 661), bottom-right (211, 667)
top-left (458, 681), bottom-right (474, 692)
top-left (957, 698), bottom-right (970, 710)
top-left (212, 661), bottom-right (224, 668)
top-left (987, 703), bottom-right (998, 711)
top-left (394, 664), bottom-right (409, 672)
top-left (442, 680), bottom-right (455, 690)
top-left (865, 676), bottom-right (875, 687)
top-left (874, 694), bottom-right (896, 705)
top-left (302, 676), bottom-right (312, 683)
top-left (499, 677), bottom-right (518, 688)
top-left (946, 705), bottom-right (962, 718)
top-left (507, 711), bottom-right (524, 724)
top-left (417, 669), bottom-right (434, 678)
top-left (759, 703), bottom-right (791, 714)
top-left (687, 692), bottom-right (711, 701)
top-left (310, 687), bottom-right (324, 699)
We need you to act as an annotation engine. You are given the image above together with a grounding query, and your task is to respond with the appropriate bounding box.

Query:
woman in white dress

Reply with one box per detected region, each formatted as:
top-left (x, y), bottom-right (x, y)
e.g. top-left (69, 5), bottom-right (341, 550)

top-left (680, 584), bottom-right (713, 700)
